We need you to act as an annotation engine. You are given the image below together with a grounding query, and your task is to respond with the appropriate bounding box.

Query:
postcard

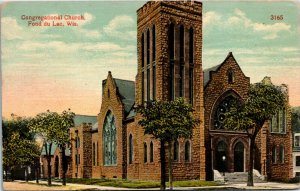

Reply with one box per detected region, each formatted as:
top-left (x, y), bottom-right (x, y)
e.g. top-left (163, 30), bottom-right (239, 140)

top-left (2, 0), bottom-right (300, 190)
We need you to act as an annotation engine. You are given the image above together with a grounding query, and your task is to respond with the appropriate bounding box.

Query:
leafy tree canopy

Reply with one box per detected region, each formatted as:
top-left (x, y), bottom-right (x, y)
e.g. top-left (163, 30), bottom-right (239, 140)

top-left (224, 83), bottom-right (286, 133)
top-left (137, 97), bottom-right (199, 141)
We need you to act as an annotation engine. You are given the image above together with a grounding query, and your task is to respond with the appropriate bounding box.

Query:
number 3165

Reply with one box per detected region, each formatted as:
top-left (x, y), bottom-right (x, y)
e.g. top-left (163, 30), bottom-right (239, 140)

top-left (271, 15), bottom-right (283, 20)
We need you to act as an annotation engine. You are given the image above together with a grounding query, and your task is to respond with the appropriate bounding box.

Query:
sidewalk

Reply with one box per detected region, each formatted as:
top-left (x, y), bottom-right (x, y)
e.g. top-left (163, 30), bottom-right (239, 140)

top-left (5, 179), bottom-right (300, 190)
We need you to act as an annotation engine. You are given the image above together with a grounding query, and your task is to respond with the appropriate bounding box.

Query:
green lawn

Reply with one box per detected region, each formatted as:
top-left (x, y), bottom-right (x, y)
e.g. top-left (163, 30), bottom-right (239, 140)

top-left (66, 178), bottom-right (220, 188)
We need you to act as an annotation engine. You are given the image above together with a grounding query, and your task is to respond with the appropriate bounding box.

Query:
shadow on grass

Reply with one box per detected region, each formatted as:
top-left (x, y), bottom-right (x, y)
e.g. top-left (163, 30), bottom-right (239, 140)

top-left (66, 178), bottom-right (220, 189)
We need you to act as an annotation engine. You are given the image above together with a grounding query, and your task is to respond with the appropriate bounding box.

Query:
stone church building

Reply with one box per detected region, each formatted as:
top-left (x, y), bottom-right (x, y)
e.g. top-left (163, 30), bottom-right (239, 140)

top-left (41, 1), bottom-right (293, 181)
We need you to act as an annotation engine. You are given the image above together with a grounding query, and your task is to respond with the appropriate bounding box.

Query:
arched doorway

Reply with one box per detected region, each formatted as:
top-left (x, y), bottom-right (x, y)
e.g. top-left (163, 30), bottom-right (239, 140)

top-left (215, 141), bottom-right (227, 172)
top-left (55, 156), bottom-right (59, 177)
top-left (234, 142), bottom-right (244, 172)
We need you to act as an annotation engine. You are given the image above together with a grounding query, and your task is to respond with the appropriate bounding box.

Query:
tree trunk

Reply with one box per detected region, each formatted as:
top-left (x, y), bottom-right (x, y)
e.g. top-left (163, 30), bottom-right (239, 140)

top-left (160, 140), bottom-right (166, 190)
top-left (25, 167), bottom-right (28, 182)
top-left (247, 137), bottom-right (255, 186)
top-left (168, 142), bottom-right (173, 190)
top-left (36, 165), bottom-right (39, 184)
top-left (61, 146), bottom-right (67, 186)
top-left (46, 142), bottom-right (52, 186)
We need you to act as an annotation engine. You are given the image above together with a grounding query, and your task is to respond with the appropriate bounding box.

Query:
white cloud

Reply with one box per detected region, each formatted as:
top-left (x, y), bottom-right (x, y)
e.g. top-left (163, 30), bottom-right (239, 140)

top-left (103, 15), bottom-right (136, 39)
top-left (1, 17), bottom-right (23, 40)
top-left (204, 8), bottom-right (291, 40)
top-left (203, 11), bottom-right (221, 27)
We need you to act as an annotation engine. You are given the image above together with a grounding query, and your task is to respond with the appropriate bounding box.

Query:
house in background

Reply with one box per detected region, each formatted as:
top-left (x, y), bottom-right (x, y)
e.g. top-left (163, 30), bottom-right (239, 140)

top-left (292, 107), bottom-right (300, 177)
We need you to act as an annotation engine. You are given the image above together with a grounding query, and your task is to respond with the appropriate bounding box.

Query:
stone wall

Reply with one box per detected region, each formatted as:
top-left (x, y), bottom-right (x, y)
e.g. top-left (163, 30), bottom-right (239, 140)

top-left (97, 72), bottom-right (126, 179)
top-left (204, 52), bottom-right (250, 180)
top-left (135, 1), bottom-right (205, 180)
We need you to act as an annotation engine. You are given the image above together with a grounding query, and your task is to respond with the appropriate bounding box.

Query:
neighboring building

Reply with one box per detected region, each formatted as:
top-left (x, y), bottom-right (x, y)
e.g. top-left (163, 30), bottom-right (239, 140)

top-left (292, 107), bottom-right (300, 177)
top-left (41, 0), bottom-right (293, 181)
top-left (40, 115), bottom-right (97, 179)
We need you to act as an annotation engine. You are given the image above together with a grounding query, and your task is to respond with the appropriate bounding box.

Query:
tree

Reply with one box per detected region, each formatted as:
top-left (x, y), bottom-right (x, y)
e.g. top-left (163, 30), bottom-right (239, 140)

top-left (223, 83), bottom-right (286, 186)
top-left (2, 116), bottom-right (40, 181)
top-left (30, 109), bottom-right (75, 186)
top-left (292, 107), bottom-right (300, 132)
top-left (137, 98), bottom-right (199, 190)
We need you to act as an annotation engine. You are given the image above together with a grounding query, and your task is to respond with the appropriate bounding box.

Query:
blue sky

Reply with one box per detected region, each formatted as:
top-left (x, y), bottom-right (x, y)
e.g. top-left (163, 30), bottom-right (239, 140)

top-left (2, 1), bottom-right (300, 117)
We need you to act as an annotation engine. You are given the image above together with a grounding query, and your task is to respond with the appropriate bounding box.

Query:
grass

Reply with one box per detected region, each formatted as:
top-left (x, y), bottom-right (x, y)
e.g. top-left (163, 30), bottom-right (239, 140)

top-left (66, 178), bottom-right (220, 188)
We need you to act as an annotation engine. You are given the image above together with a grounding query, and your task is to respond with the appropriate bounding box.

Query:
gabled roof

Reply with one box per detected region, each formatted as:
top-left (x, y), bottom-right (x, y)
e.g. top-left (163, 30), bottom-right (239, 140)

top-left (203, 64), bottom-right (221, 86)
top-left (114, 79), bottom-right (135, 115)
top-left (203, 52), bottom-right (246, 87)
top-left (102, 76), bottom-right (136, 119)
top-left (73, 115), bottom-right (97, 126)
top-left (41, 143), bottom-right (70, 156)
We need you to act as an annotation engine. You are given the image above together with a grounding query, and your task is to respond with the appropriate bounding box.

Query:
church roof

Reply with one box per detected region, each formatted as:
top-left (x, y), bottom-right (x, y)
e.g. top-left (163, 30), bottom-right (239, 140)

top-left (41, 143), bottom-right (70, 156)
top-left (73, 115), bottom-right (97, 126)
top-left (114, 79), bottom-right (135, 116)
top-left (203, 64), bottom-right (221, 86)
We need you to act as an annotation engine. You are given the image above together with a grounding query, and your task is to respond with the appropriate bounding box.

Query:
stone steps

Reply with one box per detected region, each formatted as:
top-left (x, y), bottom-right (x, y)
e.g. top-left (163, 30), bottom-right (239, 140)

top-left (224, 171), bottom-right (266, 183)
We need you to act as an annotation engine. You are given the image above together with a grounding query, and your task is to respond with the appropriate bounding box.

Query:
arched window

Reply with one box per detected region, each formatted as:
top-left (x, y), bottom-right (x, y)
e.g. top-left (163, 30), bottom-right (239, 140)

top-left (152, 25), bottom-right (156, 99)
top-left (185, 141), bottom-right (191, 162)
top-left (189, 27), bottom-right (194, 105)
top-left (169, 23), bottom-right (175, 101)
top-left (173, 140), bottom-right (179, 161)
top-left (150, 141), bottom-right (154, 162)
top-left (214, 95), bottom-right (239, 129)
top-left (129, 134), bottom-right (133, 164)
top-left (179, 25), bottom-right (185, 97)
top-left (144, 142), bottom-right (147, 163)
top-left (103, 111), bottom-right (117, 165)
top-left (279, 145), bottom-right (285, 163)
top-left (272, 146), bottom-right (277, 164)
top-left (93, 142), bottom-right (96, 166)
top-left (75, 133), bottom-right (80, 148)
top-left (227, 69), bottom-right (234, 84)
top-left (189, 28), bottom-right (194, 64)
top-left (147, 29), bottom-right (150, 66)
top-left (142, 33), bottom-right (144, 67)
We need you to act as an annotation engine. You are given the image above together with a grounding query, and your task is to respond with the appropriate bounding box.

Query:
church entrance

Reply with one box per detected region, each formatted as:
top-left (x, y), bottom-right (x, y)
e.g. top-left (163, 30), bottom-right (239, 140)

top-left (234, 142), bottom-right (244, 172)
top-left (215, 141), bottom-right (227, 172)
top-left (55, 156), bottom-right (59, 177)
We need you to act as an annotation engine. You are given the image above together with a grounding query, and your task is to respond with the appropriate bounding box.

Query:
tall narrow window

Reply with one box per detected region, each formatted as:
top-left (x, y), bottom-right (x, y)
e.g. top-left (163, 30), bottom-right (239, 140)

top-left (153, 65), bottom-right (156, 99)
top-left (152, 25), bottom-right (156, 99)
top-left (144, 142), bottom-right (147, 163)
top-left (93, 142), bottom-right (96, 166)
top-left (189, 67), bottom-right (193, 105)
top-left (185, 141), bottom-right (191, 162)
top-left (279, 145), bottom-right (285, 163)
top-left (227, 69), bottom-right (234, 84)
top-left (142, 72), bottom-right (144, 102)
top-left (272, 146), bottom-right (277, 164)
top-left (173, 140), bottom-right (179, 161)
top-left (150, 141), bottom-right (154, 162)
top-left (147, 29), bottom-right (150, 66)
top-left (142, 33), bottom-right (144, 67)
top-left (189, 28), bottom-right (194, 64)
top-left (103, 111), bottom-right (117, 165)
top-left (147, 69), bottom-right (150, 101)
top-left (179, 25), bottom-right (185, 97)
top-left (152, 25), bottom-right (156, 62)
top-left (97, 142), bottom-right (99, 166)
top-left (169, 23), bottom-right (175, 100)
top-left (279, 109), bottom-right (286, 133)
top-left (179, 25), bottom-right (184, 61)
top-left (129, 134), bottom-right (133, 164)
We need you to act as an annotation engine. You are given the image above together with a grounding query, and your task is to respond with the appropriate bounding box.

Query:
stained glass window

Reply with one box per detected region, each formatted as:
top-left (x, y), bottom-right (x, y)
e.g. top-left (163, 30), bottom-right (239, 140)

top-left (103, 111), bottom-right (117, 165)
top-left (213, 95), bottom-right (237, 129)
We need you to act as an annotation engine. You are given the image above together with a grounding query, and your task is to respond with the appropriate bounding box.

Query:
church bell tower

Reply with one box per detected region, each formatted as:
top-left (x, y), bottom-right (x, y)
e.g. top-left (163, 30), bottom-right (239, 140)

top-left (136, 0), bottom-right (206, 180)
